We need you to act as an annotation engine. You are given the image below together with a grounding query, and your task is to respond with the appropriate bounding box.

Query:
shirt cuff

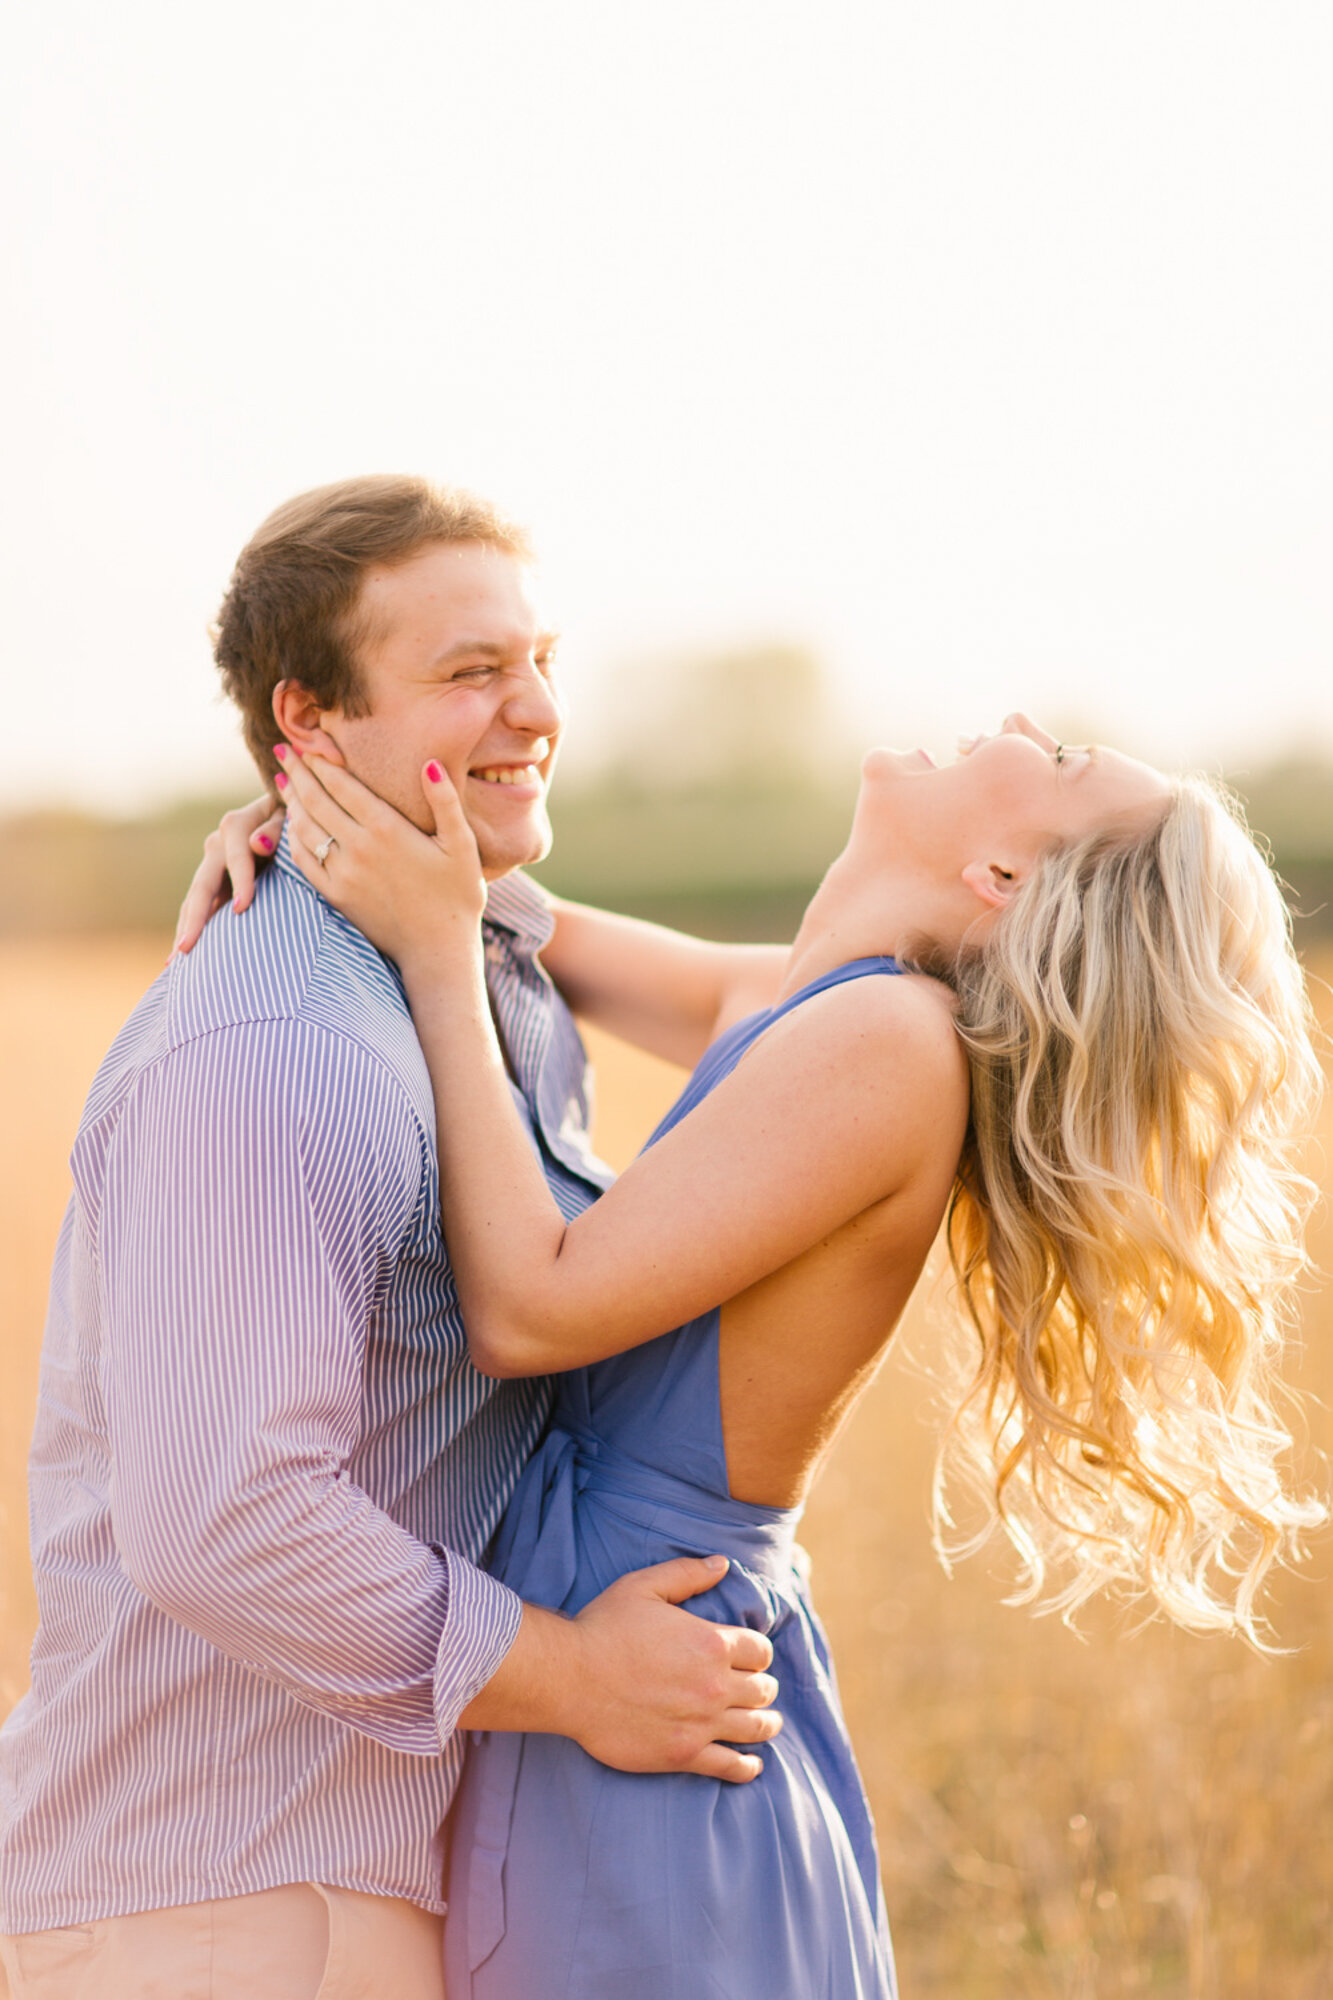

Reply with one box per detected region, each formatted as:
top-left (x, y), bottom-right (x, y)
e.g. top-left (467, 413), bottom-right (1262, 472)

top-left (431, 1550), bottom-right (526, 1742)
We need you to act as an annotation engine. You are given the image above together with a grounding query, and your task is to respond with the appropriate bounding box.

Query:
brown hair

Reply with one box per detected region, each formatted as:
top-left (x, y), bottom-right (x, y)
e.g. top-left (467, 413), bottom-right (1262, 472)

top-left (212, 474), bottom-right (532, 778)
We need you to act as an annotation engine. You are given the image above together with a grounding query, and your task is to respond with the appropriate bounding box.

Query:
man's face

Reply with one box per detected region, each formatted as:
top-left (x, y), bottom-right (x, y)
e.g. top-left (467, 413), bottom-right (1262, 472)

top-left (322, 540), bottom-right (564, 878)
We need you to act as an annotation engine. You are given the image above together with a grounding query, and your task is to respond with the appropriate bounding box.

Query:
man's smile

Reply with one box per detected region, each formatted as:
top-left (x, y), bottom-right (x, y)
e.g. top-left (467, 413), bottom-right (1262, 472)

top-left (471, 762), bottom-right (545, 789)
top-left (468, 736), bottom-right (552, 798)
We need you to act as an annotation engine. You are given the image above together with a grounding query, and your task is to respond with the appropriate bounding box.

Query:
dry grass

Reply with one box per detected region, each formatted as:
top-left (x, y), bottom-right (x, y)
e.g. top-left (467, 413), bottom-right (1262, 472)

top-left (2, 937), bottom-right (1331, 1996)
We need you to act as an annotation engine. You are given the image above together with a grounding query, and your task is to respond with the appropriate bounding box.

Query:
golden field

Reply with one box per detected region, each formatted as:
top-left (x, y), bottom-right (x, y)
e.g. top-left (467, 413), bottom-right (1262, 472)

top-left (1, 936), bottom-right (1330, 1998)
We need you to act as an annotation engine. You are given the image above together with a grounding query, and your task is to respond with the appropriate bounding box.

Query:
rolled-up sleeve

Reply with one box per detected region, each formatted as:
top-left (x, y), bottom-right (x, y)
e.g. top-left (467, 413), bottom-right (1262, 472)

top-left (102, 1017), bottom-right (522, 1755)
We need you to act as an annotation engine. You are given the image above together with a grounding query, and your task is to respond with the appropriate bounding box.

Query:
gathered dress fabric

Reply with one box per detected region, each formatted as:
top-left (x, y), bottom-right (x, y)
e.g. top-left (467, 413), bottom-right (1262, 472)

top-left (444, 959), bottom-right (903, 1999)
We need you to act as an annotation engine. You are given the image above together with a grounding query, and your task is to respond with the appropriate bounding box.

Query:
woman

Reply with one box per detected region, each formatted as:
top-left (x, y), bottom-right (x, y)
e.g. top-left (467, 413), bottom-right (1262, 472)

top-left (190, 716), bottom-right (1322, 1997)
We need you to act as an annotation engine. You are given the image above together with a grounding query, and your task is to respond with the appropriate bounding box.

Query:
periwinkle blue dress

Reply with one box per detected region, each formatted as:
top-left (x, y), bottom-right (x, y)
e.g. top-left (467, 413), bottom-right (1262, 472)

top-left (444, 959), bottom-right (902, 1999)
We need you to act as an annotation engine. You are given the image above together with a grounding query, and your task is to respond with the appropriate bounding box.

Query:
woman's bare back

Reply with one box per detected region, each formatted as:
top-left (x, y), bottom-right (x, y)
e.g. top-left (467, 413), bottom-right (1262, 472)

top-left (715, 974), bottom-right (967, 1508)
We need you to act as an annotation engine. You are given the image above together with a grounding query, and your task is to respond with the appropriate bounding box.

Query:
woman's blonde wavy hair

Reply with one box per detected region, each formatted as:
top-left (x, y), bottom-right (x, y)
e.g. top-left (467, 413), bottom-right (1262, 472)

top-left (938, 775), bottom-right (1325, 1641)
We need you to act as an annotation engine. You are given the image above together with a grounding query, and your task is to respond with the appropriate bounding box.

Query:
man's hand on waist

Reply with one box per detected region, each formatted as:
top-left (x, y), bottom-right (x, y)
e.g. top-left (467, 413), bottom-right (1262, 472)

top-left (457, 1554), bottom-right (782, 1784)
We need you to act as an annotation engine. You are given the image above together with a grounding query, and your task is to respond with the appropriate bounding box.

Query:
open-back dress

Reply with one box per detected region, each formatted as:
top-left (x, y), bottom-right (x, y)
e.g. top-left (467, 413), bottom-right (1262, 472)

top-left (444, 958), bottom-right (903, 1999)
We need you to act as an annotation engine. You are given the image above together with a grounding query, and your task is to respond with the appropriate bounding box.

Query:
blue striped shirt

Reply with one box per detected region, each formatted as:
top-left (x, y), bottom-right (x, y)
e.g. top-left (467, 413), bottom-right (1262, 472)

top-left (0, 842), bottom-right (611, 1930)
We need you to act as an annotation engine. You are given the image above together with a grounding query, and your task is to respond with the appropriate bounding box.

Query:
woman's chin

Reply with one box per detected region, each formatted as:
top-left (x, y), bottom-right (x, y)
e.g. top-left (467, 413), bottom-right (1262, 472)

top-left (861, 745), bottom-right (935, 783)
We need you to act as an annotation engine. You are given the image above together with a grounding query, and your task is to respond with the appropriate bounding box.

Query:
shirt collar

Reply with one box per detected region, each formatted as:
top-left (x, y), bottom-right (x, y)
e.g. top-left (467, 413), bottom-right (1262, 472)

top-left (269, 830), bottom-right (552, 955)
top-left (271, 824), bottom-right (311, 889)
top-left (483, 870), bottom-right (554, 953)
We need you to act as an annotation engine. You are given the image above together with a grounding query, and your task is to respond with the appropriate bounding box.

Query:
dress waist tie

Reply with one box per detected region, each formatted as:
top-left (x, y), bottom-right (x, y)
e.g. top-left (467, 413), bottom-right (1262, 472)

top-left (463, 1423), bottom-right (802, 1971)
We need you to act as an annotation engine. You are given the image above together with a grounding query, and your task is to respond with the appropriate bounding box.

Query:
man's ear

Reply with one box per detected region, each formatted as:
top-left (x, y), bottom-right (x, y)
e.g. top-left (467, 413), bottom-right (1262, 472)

top-left (960, 858), bottom-right (1023, 911)
top-left (272, 680), bottom-right (347, 767)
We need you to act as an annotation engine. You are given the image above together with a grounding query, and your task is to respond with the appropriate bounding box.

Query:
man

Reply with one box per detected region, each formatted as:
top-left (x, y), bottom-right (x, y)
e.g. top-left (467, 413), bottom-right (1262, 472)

top-left (0, 477), bottom-right (780, 1998)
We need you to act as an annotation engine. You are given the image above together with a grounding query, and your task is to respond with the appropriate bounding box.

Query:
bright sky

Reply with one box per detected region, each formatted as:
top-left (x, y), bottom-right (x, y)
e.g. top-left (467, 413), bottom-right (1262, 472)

top-left (5, 2), bottom-right (1331, 814)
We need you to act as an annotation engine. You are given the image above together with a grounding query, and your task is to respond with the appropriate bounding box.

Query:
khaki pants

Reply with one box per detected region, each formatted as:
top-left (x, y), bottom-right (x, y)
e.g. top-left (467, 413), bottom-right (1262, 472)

top-left (0, 1882), bottom-right (446, 2000)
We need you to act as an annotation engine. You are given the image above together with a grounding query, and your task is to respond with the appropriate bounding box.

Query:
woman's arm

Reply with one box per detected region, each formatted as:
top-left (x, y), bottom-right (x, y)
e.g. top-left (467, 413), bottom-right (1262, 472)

top-left (542, 897), bottom-right (790, 1068)
top-left (279, 752), bottom-right (968, 1380)
top-left (409, 954), bottom-right (961, 1377)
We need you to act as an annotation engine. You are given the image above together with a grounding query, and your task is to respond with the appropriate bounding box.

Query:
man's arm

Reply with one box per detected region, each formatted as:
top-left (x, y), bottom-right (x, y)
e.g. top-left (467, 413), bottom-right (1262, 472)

top-left (463, 1563), bottom-right (779, 1782)
top-left (103, 1019), bottom-right (778, 1778)
top-left (541, 896), bottom-right (790, 1069)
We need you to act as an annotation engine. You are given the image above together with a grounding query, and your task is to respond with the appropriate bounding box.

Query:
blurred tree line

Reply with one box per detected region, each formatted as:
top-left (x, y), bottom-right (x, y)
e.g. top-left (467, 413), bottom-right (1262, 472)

top-left (2, 645), bottom-right (1331, 944)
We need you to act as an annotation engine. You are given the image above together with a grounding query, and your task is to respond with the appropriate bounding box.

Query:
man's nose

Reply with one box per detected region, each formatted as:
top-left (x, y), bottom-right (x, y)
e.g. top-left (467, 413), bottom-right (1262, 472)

top-left (503, 663), bottom-right (565, 737)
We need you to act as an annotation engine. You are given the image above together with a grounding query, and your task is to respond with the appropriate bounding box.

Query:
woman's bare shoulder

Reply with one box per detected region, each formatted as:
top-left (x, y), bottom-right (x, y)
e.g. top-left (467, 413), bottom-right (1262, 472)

top-left (763, 964), bottom-right (964, 1063)
top-left (739, 965), bottom-right (970, 1164)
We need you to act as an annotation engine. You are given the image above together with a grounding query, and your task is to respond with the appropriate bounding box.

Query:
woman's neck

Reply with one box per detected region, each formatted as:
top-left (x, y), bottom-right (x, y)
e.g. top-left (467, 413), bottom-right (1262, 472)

top-left (777, 850), bottom-right (936, 1001)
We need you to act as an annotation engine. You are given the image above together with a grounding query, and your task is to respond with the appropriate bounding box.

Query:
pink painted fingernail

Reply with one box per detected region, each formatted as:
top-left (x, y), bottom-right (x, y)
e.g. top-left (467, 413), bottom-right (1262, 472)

top-left (425, 761), bottom-right (443, 783)
top-left (275, 771), bottom-right (289, 790)
top-left (273, 744), bottom-right (288, 762)
top-left (257, 834), bottom-right (274, 852)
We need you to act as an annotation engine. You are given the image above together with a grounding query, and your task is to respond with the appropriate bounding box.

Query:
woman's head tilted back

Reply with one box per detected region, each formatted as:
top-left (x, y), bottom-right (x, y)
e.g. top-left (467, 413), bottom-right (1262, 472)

top-left (933, 745), bottom-right (1324, 1640)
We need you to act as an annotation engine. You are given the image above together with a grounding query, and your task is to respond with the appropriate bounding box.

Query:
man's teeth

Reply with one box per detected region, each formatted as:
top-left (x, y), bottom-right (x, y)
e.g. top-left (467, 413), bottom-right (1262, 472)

top-left (475, 765), bottom-right (541, 786)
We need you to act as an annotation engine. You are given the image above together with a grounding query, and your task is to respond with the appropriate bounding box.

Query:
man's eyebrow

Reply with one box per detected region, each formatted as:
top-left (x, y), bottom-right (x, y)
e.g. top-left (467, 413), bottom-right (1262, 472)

top-left (432, 632), bottom-right (560, 666)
